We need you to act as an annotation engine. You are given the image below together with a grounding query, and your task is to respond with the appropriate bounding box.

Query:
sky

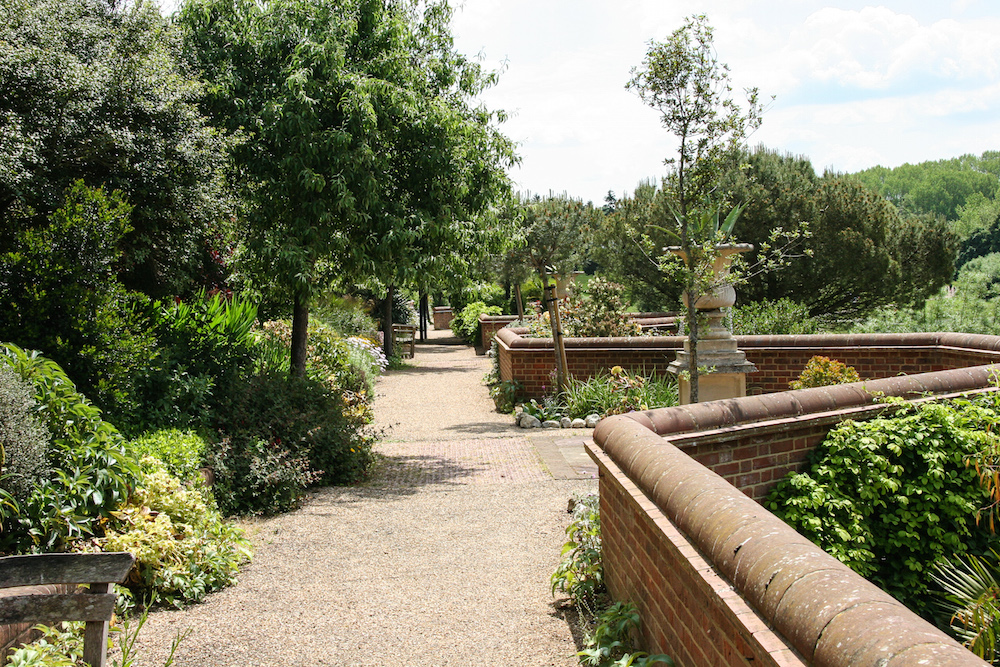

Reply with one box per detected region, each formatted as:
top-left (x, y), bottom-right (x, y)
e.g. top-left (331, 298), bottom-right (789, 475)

top-left (448, 1), bottom-right (1000, 203)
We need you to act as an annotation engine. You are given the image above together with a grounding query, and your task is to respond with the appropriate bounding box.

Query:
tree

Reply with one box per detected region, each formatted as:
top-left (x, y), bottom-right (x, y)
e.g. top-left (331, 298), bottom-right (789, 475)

top-left (626, 14), bottom-right (763, 402)
top-left (179, 0), bottom-right (514, 370)
top-left (0, 0), bottom-right (234, 296)
top-left (717, 147), bottom-right (954, 319)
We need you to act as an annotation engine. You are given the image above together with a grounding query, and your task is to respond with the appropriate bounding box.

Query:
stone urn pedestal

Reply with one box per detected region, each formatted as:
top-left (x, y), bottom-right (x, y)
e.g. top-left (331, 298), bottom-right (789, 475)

top-left (666, 244), bottom-right (757, 404)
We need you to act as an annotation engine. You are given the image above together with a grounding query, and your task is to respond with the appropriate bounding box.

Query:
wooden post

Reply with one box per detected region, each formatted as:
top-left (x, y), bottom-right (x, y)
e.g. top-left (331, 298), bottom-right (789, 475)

top-left (542, 268), bottom-right (569, 394)
top-left (82, 582), bottom-right (112, 667)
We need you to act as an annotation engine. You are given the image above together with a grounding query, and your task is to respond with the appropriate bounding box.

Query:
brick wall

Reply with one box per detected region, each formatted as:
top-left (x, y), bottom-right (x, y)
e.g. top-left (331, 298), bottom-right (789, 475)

top-left (478, 315), bottom-right (519, 350)
top-left (496, 330), bottom-right (1000, 399)
top-left (591, 366), bottom-right (998, 665)
top-left (432, 307), bottom-right (453, 330)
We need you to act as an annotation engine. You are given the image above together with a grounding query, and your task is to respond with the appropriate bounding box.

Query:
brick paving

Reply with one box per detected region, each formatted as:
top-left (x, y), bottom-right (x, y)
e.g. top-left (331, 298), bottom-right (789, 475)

top-left (130, 326), bottom-right (595, 666)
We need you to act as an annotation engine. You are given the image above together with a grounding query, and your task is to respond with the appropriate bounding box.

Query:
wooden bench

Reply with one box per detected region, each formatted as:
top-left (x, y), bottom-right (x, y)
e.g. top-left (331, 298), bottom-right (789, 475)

top-left (0, 552), bottom-right (135, 667)
top-left (392, 324), bottom-right (417, 359)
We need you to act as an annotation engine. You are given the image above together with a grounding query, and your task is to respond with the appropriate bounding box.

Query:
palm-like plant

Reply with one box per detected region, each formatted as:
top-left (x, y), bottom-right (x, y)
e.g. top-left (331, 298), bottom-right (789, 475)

top-left (932, 551), bottom-right (1000, 663)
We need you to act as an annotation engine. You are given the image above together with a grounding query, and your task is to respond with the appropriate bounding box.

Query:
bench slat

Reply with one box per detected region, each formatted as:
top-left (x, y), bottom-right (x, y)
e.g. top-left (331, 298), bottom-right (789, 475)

top-left (0, 594), bottom-right (117, 624)
top-left (0, 553), bottom-right (135, 588)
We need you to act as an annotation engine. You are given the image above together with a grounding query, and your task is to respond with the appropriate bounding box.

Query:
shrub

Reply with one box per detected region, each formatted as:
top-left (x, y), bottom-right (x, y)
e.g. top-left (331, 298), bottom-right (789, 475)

top-left (0, 366), bottom-right (50, 507)
top-left (552, 493), bottom-right (603, 604)
top-left (451, 301), bottom-right (501, 344)
top-left (210, 371), bottom-right (376, 515)
top-left (767, 395), bottom-right (998, 616)
top-left (313, 295), bottom-right (380, 339)
top-left (564, 367), bottom-right (678, 418)
top-left (561, 278), bottom-right (641, 338)
top-left (133, 291), bottom-right (260, 433)
top-left (0, 344), bottom-right (137, 553)
top-left (730, 298), bottom-right (818, 335)
top-left (102, 459), bottom-right (251, 607)
top-left (0, 182), bottom-right (159, 426)
top-left (127, 430), bottom-right (208, 483)
top-left (790, 355), bottom-right (860, 389)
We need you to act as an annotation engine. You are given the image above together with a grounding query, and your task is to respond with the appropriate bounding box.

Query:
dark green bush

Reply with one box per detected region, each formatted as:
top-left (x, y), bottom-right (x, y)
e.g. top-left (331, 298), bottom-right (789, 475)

top-left (0, 366), bottom-right (50, 507)
top-left (729, 298), bottom-right (818, 335)
top-left (313, 295), bottom-right (380, 339)
top-left (0, 182), bottom-right (159, 425)
top-left (0, 344), bottom-right (138, 553)
top-left (209, 371), bottom-right (376, 515)
top-left (767, 394), bottom-right (999, 616)
top-left (132, 291), bottom-right (260, 433)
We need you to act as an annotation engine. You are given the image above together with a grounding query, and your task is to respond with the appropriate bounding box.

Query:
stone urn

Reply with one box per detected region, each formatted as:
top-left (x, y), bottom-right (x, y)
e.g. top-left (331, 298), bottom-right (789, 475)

top-left (666, 243), bottom-right (757, 403)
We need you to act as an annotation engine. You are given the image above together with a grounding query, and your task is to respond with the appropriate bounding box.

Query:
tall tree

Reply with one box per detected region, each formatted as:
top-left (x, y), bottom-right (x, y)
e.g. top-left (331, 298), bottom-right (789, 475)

top-left (0, 0), bottom-right (234, 296)
top-left (626, 14), bottom-right (763, 402)
top-left (179, 0), bottom-right (514, 370)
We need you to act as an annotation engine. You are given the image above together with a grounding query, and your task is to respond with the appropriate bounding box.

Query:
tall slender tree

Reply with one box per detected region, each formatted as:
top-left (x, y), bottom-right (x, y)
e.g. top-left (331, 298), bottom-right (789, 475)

top-left (627, 14), bottom-right (763, 402)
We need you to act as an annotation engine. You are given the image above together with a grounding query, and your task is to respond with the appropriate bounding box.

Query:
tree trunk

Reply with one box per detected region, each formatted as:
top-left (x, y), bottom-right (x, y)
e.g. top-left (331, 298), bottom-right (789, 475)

top-left (419, 293), bottom-right (429, 341)
top-left (290, 292), bottom-right (309, 378)
top-left (514, 282), bottom-right (525, 320)
top-left (382, 284), bottom-right (395, 358)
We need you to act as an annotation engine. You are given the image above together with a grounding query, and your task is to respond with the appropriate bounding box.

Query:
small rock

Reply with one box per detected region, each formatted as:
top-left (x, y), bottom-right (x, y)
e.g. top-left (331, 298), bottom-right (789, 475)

top-left (559, 416), bottom-right (572, 428)
top-left (542, 419), bottom-right (561, 429)
top-left (571, 418), bottom-right (586, 428)
top-left (585, 414), bottom-right (601, 428)
top-left (521, 415), bottom-right (541, 429)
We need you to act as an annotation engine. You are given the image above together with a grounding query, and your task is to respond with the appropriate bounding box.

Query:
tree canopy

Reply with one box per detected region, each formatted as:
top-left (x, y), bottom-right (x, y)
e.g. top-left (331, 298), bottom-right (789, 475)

top-left (178, 0), bottom-right (515, 366)
top-left (0, 0), bottom-right (233, 296)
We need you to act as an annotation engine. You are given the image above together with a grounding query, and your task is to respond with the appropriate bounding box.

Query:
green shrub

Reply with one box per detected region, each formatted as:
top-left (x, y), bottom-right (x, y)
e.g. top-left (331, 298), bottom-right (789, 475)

top-left (490, 379), bottom-right (523, 413)
top-left (789, 355), bottom-right (860, 389)
top-left (451, 301), bottom-right (501, 344)
top-left (564, 368), bottom-right (678, 419)
top-left (0, 344), bottom-right (138, 552)
top-left (127, 430), bottom-right (207, 483)
top-left (767, 395), bottom-right (999, 616)
top-left (210, 371), bottom-right (376, 515)
top-left (133, 291), bottom-right (260, 433)
top-left (313, 295), bottom-right (380, 339)
top-left (578, 601), bottom-right (675, 667)
top-left (730, 298), bottom-right (818, 335)
top-left (103, 460), bottom-right (251, 607)
top-left (552, 493), bottom-right (604, 604)
top-left (0, 366), bottom-right (50, 507)
top-left (0, 182), bottom-right (159, 426)
top-left (561, 278), bottom-right (641, 338)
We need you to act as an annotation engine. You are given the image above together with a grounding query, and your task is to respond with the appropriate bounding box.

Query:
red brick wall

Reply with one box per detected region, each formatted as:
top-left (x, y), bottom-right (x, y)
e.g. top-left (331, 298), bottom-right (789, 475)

top-left (478, 315), bottom-right (519, 350)
top-left (592, 378), bottom-right (992, 666)
top-left (596, 445), bottom-right (803, 666)
top-left (496, 330), bottom-right (1000, 399)
top-left (432, 307), bottom-right (453, 330)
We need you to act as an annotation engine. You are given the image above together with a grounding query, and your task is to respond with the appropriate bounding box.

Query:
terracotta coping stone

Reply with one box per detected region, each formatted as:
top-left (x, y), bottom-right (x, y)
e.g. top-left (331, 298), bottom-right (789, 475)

top-left (592, 415), bottom-right (987, 665)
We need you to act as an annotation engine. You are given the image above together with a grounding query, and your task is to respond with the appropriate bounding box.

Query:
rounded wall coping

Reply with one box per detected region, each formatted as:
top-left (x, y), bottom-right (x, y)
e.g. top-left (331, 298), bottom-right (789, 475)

top-left (594, 415), bottom-right (988, 665)
top-left (608, 365), bottom-right (1000, 437)
top-left (478, 314), bottom-right (520, 323)
top-left (498, 329), bottom-right (1000, 355)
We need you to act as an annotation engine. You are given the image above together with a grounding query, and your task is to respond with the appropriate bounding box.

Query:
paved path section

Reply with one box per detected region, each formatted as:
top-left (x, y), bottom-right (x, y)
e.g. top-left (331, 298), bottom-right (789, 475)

top-left (131, 327), bottom-right (597, 666)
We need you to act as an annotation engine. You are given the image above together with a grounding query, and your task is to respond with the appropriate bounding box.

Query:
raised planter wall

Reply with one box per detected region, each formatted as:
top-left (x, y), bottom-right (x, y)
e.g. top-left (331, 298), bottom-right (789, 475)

top-left (495, 329), bottom-right (1000, 398)
top-left (478, 314), bottom-right (519, 350)
top-left (432, 306), bottom-right (453, 330)
top-left (591, 363), bottom-right (1000, 666)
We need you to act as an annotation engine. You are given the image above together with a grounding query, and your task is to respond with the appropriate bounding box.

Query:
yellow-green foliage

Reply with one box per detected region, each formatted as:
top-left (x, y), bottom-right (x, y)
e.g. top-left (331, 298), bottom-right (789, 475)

top-left (102, 459), bottom-right (250, 607)
top-left (790, 355), bottom-right (860, 390)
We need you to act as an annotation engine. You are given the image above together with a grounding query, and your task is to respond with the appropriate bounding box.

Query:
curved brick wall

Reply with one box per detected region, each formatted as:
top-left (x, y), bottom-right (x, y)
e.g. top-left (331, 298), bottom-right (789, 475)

top-left (591, 357), bottom-right (1000, 665)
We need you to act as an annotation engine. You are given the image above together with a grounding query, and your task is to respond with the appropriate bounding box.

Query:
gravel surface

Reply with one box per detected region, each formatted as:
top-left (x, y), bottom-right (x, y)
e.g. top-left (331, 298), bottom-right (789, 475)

top-left (130, 328), bottom-right (596, 666)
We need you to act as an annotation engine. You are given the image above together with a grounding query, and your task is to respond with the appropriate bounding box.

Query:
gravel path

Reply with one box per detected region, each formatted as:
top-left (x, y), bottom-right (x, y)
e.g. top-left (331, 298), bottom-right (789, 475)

top-left (130, 327), bottom-right (596, 666)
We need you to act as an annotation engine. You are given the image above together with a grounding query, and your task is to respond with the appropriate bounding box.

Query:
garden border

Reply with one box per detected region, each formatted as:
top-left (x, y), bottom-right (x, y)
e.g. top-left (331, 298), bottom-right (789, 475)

top-left (590, 356), bottom-right (1000, 665)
